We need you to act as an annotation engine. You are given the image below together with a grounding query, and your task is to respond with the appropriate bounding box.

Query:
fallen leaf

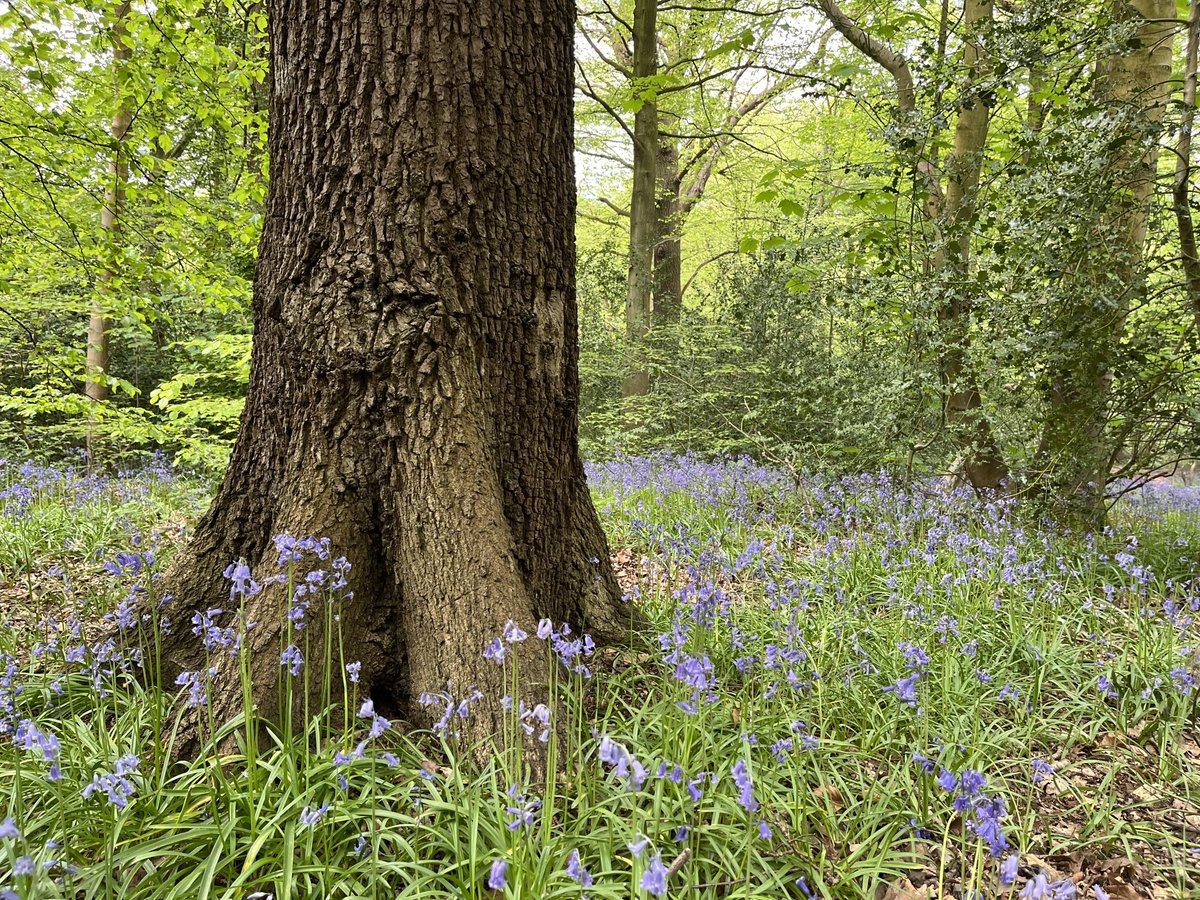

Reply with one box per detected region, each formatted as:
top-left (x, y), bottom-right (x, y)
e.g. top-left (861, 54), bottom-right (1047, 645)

top-left (1100, 883), bottom-right (1141, 900)
top-left (874, 876), bottom-right (928, 900)
top-left (812, 784), bottom-right (844, 808)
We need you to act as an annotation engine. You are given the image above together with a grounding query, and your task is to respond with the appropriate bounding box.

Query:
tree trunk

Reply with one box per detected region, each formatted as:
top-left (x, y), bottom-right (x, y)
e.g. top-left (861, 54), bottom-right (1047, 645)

top-left (159, 0), bottom-right (640, 753)
top-left (654, 133), bottom-right (683, 326)
top-left (1175, 0), bottom-right (1200, 336)
top-left (86, 1), bottom-right (132, 434)
top-left (1034, 0), bottom-right (1175, 528)
top-left (935, 0), bottom-right (1010, 493)
top-left (624, 0), bottom-right (657, 399)
top-left (818, 0), bottom-right (1009, 492)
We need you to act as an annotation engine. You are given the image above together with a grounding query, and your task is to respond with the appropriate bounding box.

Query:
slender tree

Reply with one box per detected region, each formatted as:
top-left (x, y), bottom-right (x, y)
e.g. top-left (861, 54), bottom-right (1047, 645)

top-left (1175, 0), bottom-right (1200, 336)
top-left (85, 1), bottom-right (132, 428)
top-left (625, 0), bottom-right (658, 398)
top-left (816, 0), bottom-right (1010, 491)
top-left (1033, 0), bottom-right (1176, 525)
top-left (160, 0), bottom-right (640, 748)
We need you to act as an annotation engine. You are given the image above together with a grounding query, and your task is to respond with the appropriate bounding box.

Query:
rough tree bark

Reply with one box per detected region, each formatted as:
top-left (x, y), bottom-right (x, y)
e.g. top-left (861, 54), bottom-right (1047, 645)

top-left (160, 0), bottom-right (640, 750)
top-left (624, 0), bottom-right (658, 398)
top-left (816, 0), bottom-right (1010, 493)
top-left (1034, 0), bottom-right (1175, 527)
top-left (86, 1), bottom-right (132, 427)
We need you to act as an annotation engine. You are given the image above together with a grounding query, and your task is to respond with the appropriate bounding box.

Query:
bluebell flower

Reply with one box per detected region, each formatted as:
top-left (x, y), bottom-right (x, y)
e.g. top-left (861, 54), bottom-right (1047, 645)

top-left (1001, 855), bottom-right (1019, 885)
top-left (13, 857), bottom-right (34, 876)
top-left (483, 638), bottom-right (506, 664)
top-left (280, 645), bottom-right (303, 675)
top-left (731, 759), bottom-right (758, 812)
top-left (82, 754), bottom-right (140, 809)
top-left (627, 835), bottom-right (649, 858)
top-left (912, 752), bottom-right (935, 774)
top-left (487, 859), bottom-right (507, 890)
top-left (298, 803), bottom-right (330, 827)
top-left (0, 819), bottom-right (17, 839)
top-left (882, 672), bottom-right (921, 707)
top-left (1020, 871), bottom-right (1052, 898)
top-left (598, 736), bottom-right (648, 790)
top-left (504, 784), bottom-right (541, 831)
top-left (346, 661), bottom-right (361, 683)
top-left (502, 621), bottom-right (528, 643)
top-left (565, 849), bottom-right (593, 887)
top-left (175, 670), bottom-right (207, 707)
top-left (640, 854), bottom-right (668, 896)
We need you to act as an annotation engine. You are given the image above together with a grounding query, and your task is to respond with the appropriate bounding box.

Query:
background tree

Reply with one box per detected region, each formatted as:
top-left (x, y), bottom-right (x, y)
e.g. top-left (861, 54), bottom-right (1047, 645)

top-left (576, 0), bottom-right (815, 399)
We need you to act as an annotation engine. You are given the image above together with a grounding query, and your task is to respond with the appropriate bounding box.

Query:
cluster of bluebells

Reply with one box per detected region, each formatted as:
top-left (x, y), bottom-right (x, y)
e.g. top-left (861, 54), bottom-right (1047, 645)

top-left (882, 641), bottom-right (930, 709)
top-left (0, 454), bottom-right (178, 523)
top-left (13, 719), bottom-right (61, 782)
top-left (82, 754), bottom-right (140, 809)
top-left (485, 618), bottom-right (597, 678)
top-left (934, 766), bottom-right (1009, 858)
top-left (597, 735), bottom-right (649, 791)
top-left (416, 687), bottom-right (484, 737)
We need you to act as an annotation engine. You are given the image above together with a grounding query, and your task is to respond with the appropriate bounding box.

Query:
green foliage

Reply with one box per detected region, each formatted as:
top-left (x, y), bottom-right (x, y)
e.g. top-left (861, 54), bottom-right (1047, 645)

top-left (0, 0), bottom-right (263, 466)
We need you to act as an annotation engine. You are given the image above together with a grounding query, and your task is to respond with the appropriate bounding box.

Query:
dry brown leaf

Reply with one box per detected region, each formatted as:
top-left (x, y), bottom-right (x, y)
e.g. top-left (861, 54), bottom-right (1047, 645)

top-left (1101, 883), bottom-right (1141, 900)
top-left (812, 784), bottom-right (844, 808)
top-left (874, 876), bottom-right (929, 900)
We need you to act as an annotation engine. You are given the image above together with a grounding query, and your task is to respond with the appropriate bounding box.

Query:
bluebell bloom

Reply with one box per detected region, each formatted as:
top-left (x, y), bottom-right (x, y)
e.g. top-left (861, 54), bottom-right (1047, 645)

top-left (1001, 855), bottom-right (1019, 885)
top-left (280, 645), bottom-right (303, 675)
top-left (1020, 872), bottom-right (1052, 898)
top-left (640, 854), bottom-right (668, 896)
top-left (298, 803), bottom-right (330, 827)
top-left (565, 849), bottom-right (593, 887)
top-left (487, 858), bottom-right (507, 890)
top-left (731, 759), bottom-right (758, 812)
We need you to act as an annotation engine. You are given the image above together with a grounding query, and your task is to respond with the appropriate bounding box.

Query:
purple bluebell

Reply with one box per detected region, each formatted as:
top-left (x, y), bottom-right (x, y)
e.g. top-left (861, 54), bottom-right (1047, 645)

top-left (487, 859), bottom-right (507, 890)
top-left (565, 849), bottom-right (593, 887)
top-left (640, 854), bottom-right (668, 896)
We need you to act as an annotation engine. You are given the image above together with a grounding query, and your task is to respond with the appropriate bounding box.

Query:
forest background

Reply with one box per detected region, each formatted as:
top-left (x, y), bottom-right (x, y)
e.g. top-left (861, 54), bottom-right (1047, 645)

top-left (1, 0), bottom-right (1198, 527)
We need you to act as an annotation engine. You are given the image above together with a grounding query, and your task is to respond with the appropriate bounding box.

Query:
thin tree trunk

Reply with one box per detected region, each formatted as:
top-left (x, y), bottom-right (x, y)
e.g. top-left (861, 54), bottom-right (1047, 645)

top-left (1175, 0), bottom-right (1200, 335)
top-left (654, 133), bottom-right (682, 325)
top-left (1035, 0), bottom-right (1176, 527)
top-left (817, 0), bottom-right (1009, 491)
top-left (159, 0), bottom-right (642, 756)
top-left (86, 0), bottom-right (132, 441)
top-left (935, 0), bottom-right (1009, 492)
top-left (624, 0), bottom-right (657, 398)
